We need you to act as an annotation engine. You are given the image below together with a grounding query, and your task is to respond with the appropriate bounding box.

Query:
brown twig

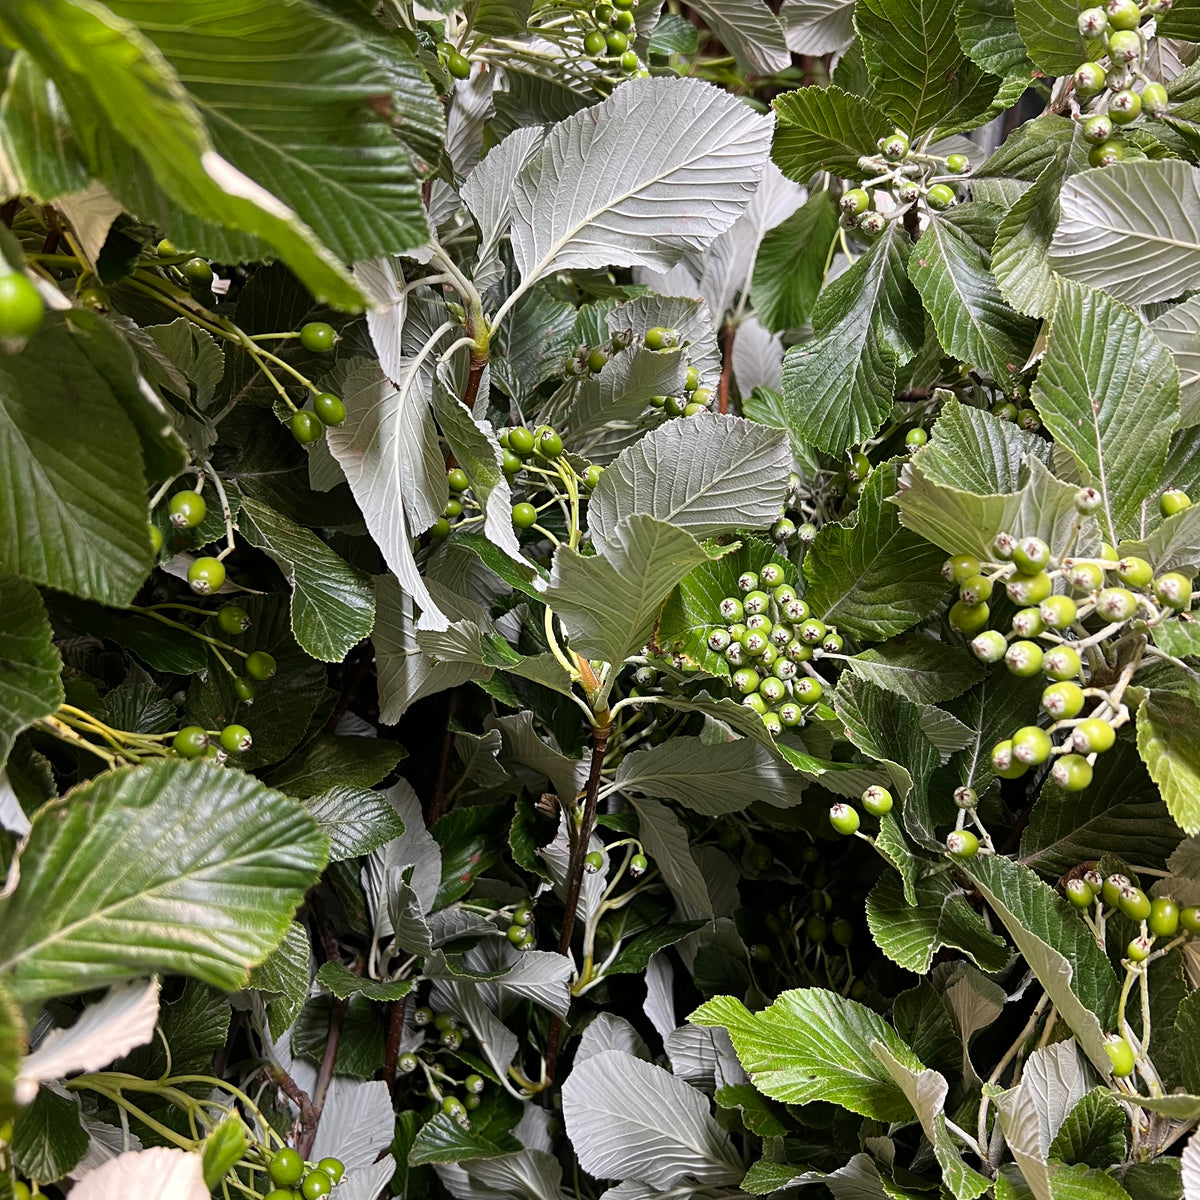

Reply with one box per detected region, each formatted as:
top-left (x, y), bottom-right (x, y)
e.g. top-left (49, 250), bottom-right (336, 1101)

top-left (383, 996), bottom-right (409, 1091)
top-left (903, 204), bottom-right (921, 243)
top-left (426, 690), bottom-right (460, 827)
top-left (296, 998), bottom-right (347, 1159)
top-left (544, 715), bottom-right (612, 1084)
top-left (462, 351), bottom-right (487, 411)
top-left (717, 322), bottom-right (735, 414)
top-left (268, 1065), bottom-right (318, 1133)
top-left (323, 644), bottom-right (374, 733)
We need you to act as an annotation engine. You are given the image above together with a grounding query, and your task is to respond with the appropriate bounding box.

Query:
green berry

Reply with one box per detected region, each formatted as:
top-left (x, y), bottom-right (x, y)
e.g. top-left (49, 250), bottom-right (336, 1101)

top-left (1006, 571), bottom-right (1053, 606)
top-left (507, 923), bottom-right (531, 945)
top-left (444, 498), bottom-right (463, 520)
top-left (233, 677), bottom-right (256, 703)
top-left (950, 600), bottom-right (992, 635)
top-left (1104, 1034), bottom-right (1136, 1077)
top-left (946, 153), bottom-right (970, 174)
top-left (685, 366), bottom-right (701, 391)
top-left (246, 650), bottom-right (277, 681)
top-left (732, 667), bottom-right (760, 694)
top-left (954, 785), bottom-right (978, 809)
top-left (620, 49), bottom-right (639, 71)
top-left (719, 596), bottom-right (745, 622)
top-left (1106, 0), bottom-right (1142, 28)
top-left (926, 183), bottom-right (956, 210)
top-left (316, 1158), bottom-right (345, 1183)
top-left (1181, 906), bottom-right (1200, 932)
top-left (302, 1170), bottom-right (332, 1199)
top-left (217, 604), bottom-right (251, 635)
top-left (1089, 140), bottom-right (1125, 168)
top-left (1043, 646), bottom-right (1082, 681)
top-left (1078, 4), bottom-right (1108, 34)
top-left (778, 701), bottom-right (803, 726)
top-left (1161, 488), bottom-right (1192, 517)
top-left (188, 556), bottom-right (226, 595)
top-left (1126, 937), bottom-right (1152, 964)
top-left (861, 786), bottom-right (893, 817)
top-left (1119, 885), bottom-right (1152, 921)
top-left (1142, 82), bottom-right (1170, 118)
top-left (630, 853), bottom-right (648, 876)
top-left (269, 1148), bottom-right (305, 1187)
top-left (1149, 896), bottom-right (1180, 937)
top-left (292, 410), bottom-right (324, 444)
top-left (1155, 572), bottom-right (1192, 609)
top-left (509, 426), bottom-right (535, 456)
top-left (1072, 717), bottom-right (1116, 754)
top-left (263, 1192), bottom-right (293, 1200)
top-left (971, 630), bottom-right (1008, 663)
top-left (1051, 754), bottom-right (1093, 791)
top-left (217, 724), bottom-right (251, 754)
top-left (1012, 725), bottom-right (1053, 766)
top-left (1108, 29), bottom-right (1140, 61)
top-left (1005, 640), bottom-right (1044, 677)
top-left (806, 915), bottom-right (828, 943)
top-left (794, 677), bottom-right (823, 704)
top-left (993, 401), bottom-right (1019, 422)
top-left (1098, 587), bottom-right (1139, 621)
top-left (465, 1073), bottom-right (485, 1095)
top-left (149, 524), bottom-right (163, 554)
top-left (173, 725), bottom-right (208, 758)
top-left (430, 517), bottom-right (451, 538)
top-left (1065, 878), bottom-right (1095, 908)
top-left (157, 238), bottom-right (179, 257)
top-left (1074, 61), bottom-right (1107, 95)
top-left (312, 392), bottom-right (346, 427)
top-left (583, 29), bottom-right (607, 55)
top-left (759, 676), bottom-right (785, 704)
top-left (944, 555), bottom-right (982, 583)
top-left (1039, 594), bottom-right (1077, 629)
top-left (413, 1007), bottom-right (433, 1026)
top-left (829, 803), bottom-right (860, 835)
top-left (1013, 535), bottom-right (1052, 570)
top-left (959, 575), bottom-right (993, 607)
top-left (1042, 681), bottom-right (1085, 718)
top-left (447, 467), bottom-right (470, 493)
top-left (584, 464), bottom-right (604, 489)
top-left (644, 326), bottom-right (679, 350)
top-left (1117, 556), bottom-right (1153, 587)
top-left (990, 739), bottom-right (1029, 780)
top-left (299, 322), bottom-right (336, 353)
top-left (605, 28), bottom-right (629, 54)
top-left (169, 489), bottom-right (207, 529)
top-left (1110, 89), bottom-right (1141, 124)
top-left (1103, 873), bottom-right (1131, 908)
top-left (512, 502), bottom-right (538, 529)
top-left (946, 829), bottom-right (980, 858)
top-left (584, 850), bottom-right (605, 873)
top-left (182, 257), bottom-right (214, 287)
top-left (1082, 114), bottom-right (1114, 144)
top-left (1069, 562), bottom-right (1104, 593)
top-left (587, 348), bottom-right (608, 373)
top-left (841, 188), bottom-right (870, 216)
top-left (831, 918), bottom-right (854, 946)
top-left (821, 632), bottom-right (844, 653)
top-left (906, 427), bottom-right (928, 447)
top-left (535, 426), bottom-right (564, 458)
top-left (881, 131), bottom-right (909, 159)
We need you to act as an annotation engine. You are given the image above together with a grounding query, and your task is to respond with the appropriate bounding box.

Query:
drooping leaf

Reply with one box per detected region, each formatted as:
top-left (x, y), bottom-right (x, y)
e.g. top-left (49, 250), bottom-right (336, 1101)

top-left (690, 989), bottom-right (924, 1121)
top-left (1136, 690), bottom-right (1200, 836)
top-left (0, 759), bottom-right (328, 1004)
top-left (588, 415), bottom-right (790, 551)
top-left (316, 962), bottom-right (416, 1002)
top-left (628, 796), bottom-right (713, 919)
top-left (562, 1050), bottom-right (742, 1188)
top-left (510, 77), bottom-right (772, 287)
top-left (803, 462), bottom-right (947, 640)
top-left (11, 1085), bottom-right (87, 1184)
top-left (1049, 162), bottom-right (1200, 306)
top-left (685, 0), bottom-right (792, 73)
top-left (301, 786), bottom-right (407, 863)
top-left (772, 84), bottom-right (893, 183)
top-left (541, 515), bottom-right (723, 666)
top-left (1049, 1090), bottom-right (1127, 1168)
top-left (751, 191), bottom-right (841, 333)
top-left (0, 576), bottom-right (63, 773)
top-left (1030, 278), bottom-right (1179, 544)
top-left (780, 0), bottom-right (858, 55)
top-left (781, 223), bottom-right (925, 456)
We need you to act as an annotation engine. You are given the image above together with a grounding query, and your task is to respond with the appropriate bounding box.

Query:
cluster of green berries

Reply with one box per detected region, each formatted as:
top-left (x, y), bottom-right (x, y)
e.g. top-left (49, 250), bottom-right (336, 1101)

top-left (173, 717), bottom-right (254, 761)
top-left (0, 269), bottom-right (46, 340)
top-left (505, 898), bottom-right (536, 949)
top-left (438, 41), bottom-right (473, 80)
top-left (264, 1148), bottom-right (345, 1199)
top-left (584, 846), bottom-right (649, 876)
top-left (943, 506), bottom-right (1193, 794)
top-left (403, 1008), bottom-right (487, 1122)
top-left (775, 472), bottom-right (820, 543)
top-left (989, 389), bottom-right (1042, 430)
top-left (579, 0), bottom-right (645, 73)
top-left (711, 562), bottom-right (837, 736)
top-left (159, 487), bottom-right (232, 598)
top-left (829, 786), bottom-right (894, 837)
top-left (840, 138), bottom-right (970, 235)
top-left (290, 324), bottom-right (347, 445)
top-left (1073, 0), bottom-right (1171, 167)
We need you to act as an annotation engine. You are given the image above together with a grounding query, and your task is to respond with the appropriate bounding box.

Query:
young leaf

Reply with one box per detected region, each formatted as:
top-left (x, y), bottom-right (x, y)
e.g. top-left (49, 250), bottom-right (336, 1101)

top-left (561, 1050), bottom-right (742, 1188)
top-left (691, 989), bottom-right (924, 1121)
top-left (0, 576), bottom-right (63, 772)
top-left (1049, 161), bottom-right (1200, 306)
top-left (1030, 278), bottom-right (1179, 544)
top-left (1136, 690), bottom-right (1200, 836)
top-left (541, 515), bottom-right (723, 666)
top-left (909, 210), bottom-right (1037, 382)
top-left (238, 497), bottom-right (375, 663)
top-left (588, 414), bottom-right (790, 551)
top-left (781, 223), bottom-right (925, 456)
top-left (772, 84), bottom-right (893, 182)
top-left (509, 77), bottom-right (772, 287)
top-left (957, 0), bottom-right (1038, 78)
top-left (0, 759), bottom-right (328, 1004)
top-left (803, 462), bottom-right (947, 640)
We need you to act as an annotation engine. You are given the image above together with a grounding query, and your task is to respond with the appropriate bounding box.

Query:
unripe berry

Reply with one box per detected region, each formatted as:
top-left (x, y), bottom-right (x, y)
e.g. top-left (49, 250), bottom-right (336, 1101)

top-left (1043, 646), bottom-right (1083, 681)
top-left (1103, 873), bottom-right (1131, 907)
top-left (944, 555), bottom-right (982, 583)
top-left (1012, 607), bottom-right (1045, 638)
top-left (1077, 5), bottom-right (1108, 34)
top-left (794, 677), bottom-right (823, 704)
top-left (906, 427), bottom-right (928, 447)
top-left (732, 667), bottom-right (760, 695)
top-left (1069, 562), bottom-right (1104, 593)
top-left (1082, 114), bottom-right (1114, 144)
top-left (1012, 725), bottom-right (1053, 765)
top-left (1142, 82), bottom-right (1170, 118)
top-left (991, 739), bottom-right (1029, 779)
top-left (1005, 640), bottom-right (1044, 677)
top-left (950, 600), bottom-right (991, 634)
top-left (760, 563), bottom-right (785, 586)
top-left (1109, 89), bottom-right (1141, 124)
top-left (946, 153), bottom-right (970, 174)
top-left (926, 184), bottom-right (957, 210)
top-left (859, 212), bottom-right (886, 236)
top-left (829, 803), bottom-right (860, 835)
top-left (1074, 61), bottom-right (1107, 95)
top-left (799, 618), bottom-right (827, 644)
top-left (630, 853), bottom-right (648, 877)
top-left (959, 575), bottom-right (992, 606)
top-left (881, 131), bottom-right (909, 159)
top-left (798, 522), bottom-right (818, 544)
top-left (783, 597), bottom-right (810, 622)
top-left (1118, 885), bottom-right (1152, 921)
top-left (1108, 30), bottom-right (1141, 63)
top-left (1073, 716), bottom-right (1116, 754)
top-left (1154, 572), bottom-right (1192, 609)
top-left (1043, 681), bottom-right (1086, 718)
top-left (778, 701), bottom-right (803, 726)
top-left (1075, 486), bottom-right (1104, 514)
top-left (971, 630), bottom-right (1008, 662)
top-left (841, 188), bottom-right (870, 216)
top-left (760, 676), bottom-right (785, 704)
top-left (1012, 536), bottom-right (1052, 573)
top-left (1065, 878), bottom-right (1095, 908)
top-left (1106, 0), bottom-right (1142, 28)
top-left (947, 829), bottom-right (981, 857)
top-left (720, 596), bottom-right (745, 621)
top-left (1089, 138), bottom-right (1127, 168)
top-left (1126, 935), bottom-right (1153, 962)
top-left (1006, 571), bottom-right (1052, 606)
top-left (861, 785), bottom-right (893, 816)
top-left (954, 785), bottom-right (978, 808)
top-left (1181, 906), bottom-right (1200, 932)
top-left (1051, 754), bottom-right (1093, 790)
top-left (993, 531), bottom-right (1017, 561)
top-left (744, 589), bottom-right (769, 615)
top-left (1149, 896), bottom-right (1180, 937)
top-left (1117, 556), bottom-right (1153, 587)
top-left (1039, 594), bottom-right (1078, 629)
top-left (708, 628), bottom-right (732, 653)
top-left (1104, 1034), bottom-right (1136, 1077)
top-left (1097, 587), bottom-right (1139, 621)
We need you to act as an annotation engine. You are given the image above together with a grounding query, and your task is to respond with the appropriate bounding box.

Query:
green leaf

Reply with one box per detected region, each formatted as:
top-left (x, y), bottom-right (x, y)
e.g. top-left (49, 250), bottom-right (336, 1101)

top-left (1136, 690), bottom-right (1200, 836)
top-left (961, 854), bottom-right (1119, 1074)
top-left (0, 52), bottom-right (89, 200)
top-left (0, 980), bottom-right (23, 1122)
top-left (1151, 297), bottom-right (1200, 429)
top-left (588, 414), bottom-right (790, 551)
top-left (615, 735), bottom-right (812, 815)
top-left (1014, 0), bottom-right (1096, 75)
top-left (1049, 161), bottom-right (1200, 307)
top-left (248, 920), bottom-right (310, 1040)
top-left (0, 317), bottom-right (152, 605)
top-left (714, 1084), bottom-right (790, 1138)
top-left (11, 1086), bottom-right (86, 1184)
top-left (649, 12), bottom-right (701, 55)
top-left (0, 0), bottom-right (363, 308)
top-left (866, 870), bottom-right (1011, 974)
top-left (510, 77), bottom-right (772, 286)
top-left (301, 785), bottom-right (407, 863)
top-left (909, 210), bottom-right (1037, 381)
top-left (628, 796), bottom-right (713, 919)
top-left (803, 462), bottom-right (947, 640)
top-left (780, 0), bottom-right (858, 54)
top-left (856, 0), bottom-right (999, 136)
top-left (465, 0), bottom-right (532, 37)
top-left (605, 921), bottom-right (707, 975)
top-left (1030, 279), bottom-right (1179, 544)
top-left (685, 0), bottom-right (792, 73)
top-left (0, 577), bottom-right (63, 772)
top-left (263, 734), bottom-right (405, 799)
top-left (0, 759), bottom-right (328, 1004)
top-left (751, 191), bottom-right (840, 333)
top-left (408, 1099), bottom-right (523, 1166)
top-left (316, 961), bottom-right (416, 1002)
top-left (847, 638), bottom-right (987, 705)
top-left (1049, 1090), bottom-right (1127, 1168)
top-left (541, 515), bottom-right (723, 667)
top-left (957, 0), bottom-right (1038, 78)
top-left (912, 397), bottom-right (1051, 492)
top-left (1019, 741), bottom-right (1181, 878)
top-left (772, 84), bottom-right (893, 183)
top-left (559, 344), bottom-right (687, 441)
top-left (781, 223), bottom-right (925, 456)
top-left (238, 496), bottom-right (375, 663)
top-left (690, 988), bottom-right (924, 1121)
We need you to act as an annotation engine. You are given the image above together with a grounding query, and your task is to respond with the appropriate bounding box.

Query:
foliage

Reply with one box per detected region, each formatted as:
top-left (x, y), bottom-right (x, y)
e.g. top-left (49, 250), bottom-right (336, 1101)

top-left (1, 0), bottom-right (1200, 1198)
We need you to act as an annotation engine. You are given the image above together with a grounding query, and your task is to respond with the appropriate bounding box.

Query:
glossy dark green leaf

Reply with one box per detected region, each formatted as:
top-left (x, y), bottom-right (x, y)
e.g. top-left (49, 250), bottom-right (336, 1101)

top-left (11, 1086), bottom-right (87, 1184)
top-left (772, 84), bottom-right (892, 183)
top-left (0, 576), bottom-right (63, 772)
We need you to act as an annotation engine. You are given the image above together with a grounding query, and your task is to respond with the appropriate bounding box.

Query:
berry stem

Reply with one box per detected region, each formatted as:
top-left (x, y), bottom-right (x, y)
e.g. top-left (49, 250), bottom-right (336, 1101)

top-left (133, 607), bottom-right (249, 659)
top-left (203, 463), bottom-right (238, 559)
